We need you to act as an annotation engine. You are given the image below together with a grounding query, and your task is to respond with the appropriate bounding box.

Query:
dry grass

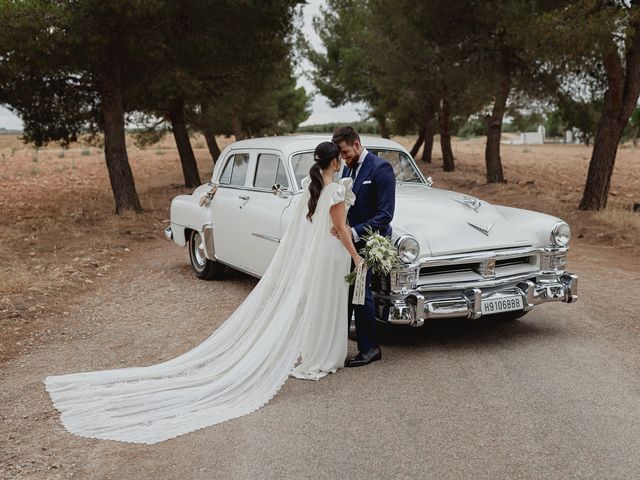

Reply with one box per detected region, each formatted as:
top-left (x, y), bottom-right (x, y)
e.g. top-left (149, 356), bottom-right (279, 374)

top-left (0, 132), bottom-right (638, 328)
top-left (0, 133), bottom-right (234, 325)
top-left (393, 136), bottom-right (640, 249)
top-left (592, 208), bottom-right (640, 245)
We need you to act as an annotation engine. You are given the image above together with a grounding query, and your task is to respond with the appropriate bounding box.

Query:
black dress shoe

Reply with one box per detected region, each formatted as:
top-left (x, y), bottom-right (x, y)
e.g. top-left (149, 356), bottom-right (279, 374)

top-left (345, 347), bottom-right (382, 367)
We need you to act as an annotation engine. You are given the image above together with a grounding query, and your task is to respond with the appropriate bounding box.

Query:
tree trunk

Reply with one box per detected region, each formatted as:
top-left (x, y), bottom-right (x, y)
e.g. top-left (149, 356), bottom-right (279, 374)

top-left (484, 64), bottom-right (511, 183)
top-left (201, 101), bottom-right (222, 165)
top-left (204, 129), bottom-right (221, 165)
top-left (231, 110), bottom-right (243, 140)
top-left (579, 120), bottom-right (625, 210)
top-left (100, 63), bottom-right (142, 215)
top-left (409, 126), bottom-right (425, 158)
top-left (438, 98), bottom-right (454, 172)
top-left (377, 116), bottom-right (390, 139)
top-left (169, 98), bottom-right (201, 188)
top-left (579, 21), bottom-right (640, 210)
top-left (423, 117), bottom-right (435, 163)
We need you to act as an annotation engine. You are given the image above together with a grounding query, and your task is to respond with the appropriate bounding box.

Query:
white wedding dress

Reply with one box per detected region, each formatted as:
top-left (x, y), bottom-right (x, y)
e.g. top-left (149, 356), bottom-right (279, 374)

top-left (45, 177), bottom-right (355, 444)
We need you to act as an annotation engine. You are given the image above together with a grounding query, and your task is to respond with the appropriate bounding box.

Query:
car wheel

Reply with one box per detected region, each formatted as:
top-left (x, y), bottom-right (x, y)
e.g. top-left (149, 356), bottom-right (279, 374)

top-left (189, 230), bottom-right (225, 280)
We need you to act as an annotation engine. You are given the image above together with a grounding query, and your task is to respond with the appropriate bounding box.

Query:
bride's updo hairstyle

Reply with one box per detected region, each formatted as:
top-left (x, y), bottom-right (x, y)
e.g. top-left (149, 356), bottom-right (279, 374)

top-left (307, 141), bottom-right (340, 221)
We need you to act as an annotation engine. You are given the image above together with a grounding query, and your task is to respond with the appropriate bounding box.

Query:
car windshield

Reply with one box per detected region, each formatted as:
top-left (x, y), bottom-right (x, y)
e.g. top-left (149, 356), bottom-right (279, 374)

top-left (290, 148), bottom-right (423, 189)
top-left (369, 149), bottom-right (423, 184)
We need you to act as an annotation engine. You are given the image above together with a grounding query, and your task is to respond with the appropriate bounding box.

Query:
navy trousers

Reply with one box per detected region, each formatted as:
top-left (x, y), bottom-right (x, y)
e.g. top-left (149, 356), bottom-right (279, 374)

top-left (348, 252), bottom-right (379, 353)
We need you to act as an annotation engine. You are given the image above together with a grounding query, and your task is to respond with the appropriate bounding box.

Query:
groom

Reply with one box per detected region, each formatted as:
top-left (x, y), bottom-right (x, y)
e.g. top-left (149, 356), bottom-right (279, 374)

top-left (331, 126), bottom-right (396, 367)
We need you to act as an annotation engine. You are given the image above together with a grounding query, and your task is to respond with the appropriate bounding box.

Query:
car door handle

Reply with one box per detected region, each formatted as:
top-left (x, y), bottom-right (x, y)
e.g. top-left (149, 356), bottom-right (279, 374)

top-left (238, 195), bottom-right (250, 201)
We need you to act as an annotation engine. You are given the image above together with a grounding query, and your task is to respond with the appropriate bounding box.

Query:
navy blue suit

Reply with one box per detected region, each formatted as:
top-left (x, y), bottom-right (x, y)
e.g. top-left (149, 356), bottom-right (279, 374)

top-left (342, 151), bottom-right (396, 352)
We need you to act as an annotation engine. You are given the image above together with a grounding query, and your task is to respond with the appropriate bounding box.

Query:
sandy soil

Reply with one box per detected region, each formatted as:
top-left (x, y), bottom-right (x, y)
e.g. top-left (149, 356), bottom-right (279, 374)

top-left (1, 134), bottom-right (639, 363)
top-left (0, 133), bottom-right (639, 479)
top-left (1, 237), bottom-right (639, 480)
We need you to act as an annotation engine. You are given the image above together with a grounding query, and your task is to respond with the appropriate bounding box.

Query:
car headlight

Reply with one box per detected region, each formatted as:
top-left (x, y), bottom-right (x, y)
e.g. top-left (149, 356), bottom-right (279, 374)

top-left (396, 235), bottom-right (420, 263)
top-left (551, 222), bottom-right (571, 247)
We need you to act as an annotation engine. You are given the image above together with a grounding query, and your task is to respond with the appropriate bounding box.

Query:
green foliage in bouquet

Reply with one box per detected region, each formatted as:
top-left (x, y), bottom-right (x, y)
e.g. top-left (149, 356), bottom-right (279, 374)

top-left (345, 228), bottom-right (399, 285)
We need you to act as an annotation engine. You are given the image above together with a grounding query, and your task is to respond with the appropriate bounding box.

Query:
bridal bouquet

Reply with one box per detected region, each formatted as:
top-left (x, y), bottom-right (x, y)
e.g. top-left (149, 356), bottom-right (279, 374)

top-left (345, 229), bottom-right (399, 286)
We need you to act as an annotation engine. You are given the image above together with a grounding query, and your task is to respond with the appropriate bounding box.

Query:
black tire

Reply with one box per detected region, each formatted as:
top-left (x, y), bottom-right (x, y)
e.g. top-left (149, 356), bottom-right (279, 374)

top-left (188, 230), bottom-right (225, 280)
top-left (348, 317), bottom-right (405, 342)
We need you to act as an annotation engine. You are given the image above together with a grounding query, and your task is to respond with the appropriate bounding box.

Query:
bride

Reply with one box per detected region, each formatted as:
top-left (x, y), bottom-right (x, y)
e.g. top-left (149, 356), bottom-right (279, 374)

top-left (45, 141), bottom-right (363, 444)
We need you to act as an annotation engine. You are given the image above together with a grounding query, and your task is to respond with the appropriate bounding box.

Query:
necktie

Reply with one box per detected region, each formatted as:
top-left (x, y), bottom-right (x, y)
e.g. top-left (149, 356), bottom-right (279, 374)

top-left (350, 164), bottom-right (358, 180)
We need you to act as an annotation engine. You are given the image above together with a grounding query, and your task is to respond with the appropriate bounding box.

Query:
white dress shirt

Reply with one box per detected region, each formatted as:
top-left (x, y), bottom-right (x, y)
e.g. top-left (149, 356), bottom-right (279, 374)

top-left (350, 148), bottom-right (368, 242)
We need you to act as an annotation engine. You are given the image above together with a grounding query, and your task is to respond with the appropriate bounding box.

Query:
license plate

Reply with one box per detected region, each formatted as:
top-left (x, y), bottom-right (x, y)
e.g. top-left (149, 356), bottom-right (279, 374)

top-left (481, 295), bottom-right (523, 315)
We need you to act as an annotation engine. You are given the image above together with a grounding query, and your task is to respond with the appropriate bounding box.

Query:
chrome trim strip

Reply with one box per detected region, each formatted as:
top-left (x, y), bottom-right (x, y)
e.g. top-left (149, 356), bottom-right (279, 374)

top-left (418, 246), bottom-right (566, 269)
top-left (251, 233), bottom-right (281, 244)
top-left (214, 184), bottom-right (252, 192)
top-left (417, 271), bottom-right (538, 292)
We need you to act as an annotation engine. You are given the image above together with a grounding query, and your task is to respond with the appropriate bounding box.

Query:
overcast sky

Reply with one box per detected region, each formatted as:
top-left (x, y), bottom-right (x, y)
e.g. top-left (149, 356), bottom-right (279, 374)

top-left (0, 0), bottom-right (362, 130)
top-left (298, 0), bottom-right (364, 125)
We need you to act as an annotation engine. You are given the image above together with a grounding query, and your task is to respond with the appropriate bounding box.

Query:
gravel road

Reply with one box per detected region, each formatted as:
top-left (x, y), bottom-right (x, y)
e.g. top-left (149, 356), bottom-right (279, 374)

top-left (1, 239), bottom-right (639, 480)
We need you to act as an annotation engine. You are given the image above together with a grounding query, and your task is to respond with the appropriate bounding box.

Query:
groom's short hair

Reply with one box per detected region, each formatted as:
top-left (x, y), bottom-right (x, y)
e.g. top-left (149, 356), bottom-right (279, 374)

top-left (332, 126), bottom-right (360, 146)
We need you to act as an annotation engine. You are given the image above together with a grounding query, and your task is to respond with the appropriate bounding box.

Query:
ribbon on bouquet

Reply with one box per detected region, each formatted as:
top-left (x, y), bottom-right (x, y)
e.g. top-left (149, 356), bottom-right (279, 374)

top-left (352, 260), bottom-right (368, 305)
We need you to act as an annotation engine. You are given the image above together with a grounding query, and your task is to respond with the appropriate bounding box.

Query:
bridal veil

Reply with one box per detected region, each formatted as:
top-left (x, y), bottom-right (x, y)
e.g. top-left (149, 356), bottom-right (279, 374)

top-left (45, 177), bottom-right (354, 444)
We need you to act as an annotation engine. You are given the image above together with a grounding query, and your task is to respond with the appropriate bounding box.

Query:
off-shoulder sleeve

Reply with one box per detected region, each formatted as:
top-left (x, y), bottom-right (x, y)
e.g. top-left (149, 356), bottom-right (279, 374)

top-left (330, 177), bottom-right (356, 207)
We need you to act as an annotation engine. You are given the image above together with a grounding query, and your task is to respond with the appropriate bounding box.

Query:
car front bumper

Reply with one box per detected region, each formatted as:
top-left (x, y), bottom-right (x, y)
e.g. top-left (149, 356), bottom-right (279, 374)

top-left (375, 272), bottom-right (578, 327)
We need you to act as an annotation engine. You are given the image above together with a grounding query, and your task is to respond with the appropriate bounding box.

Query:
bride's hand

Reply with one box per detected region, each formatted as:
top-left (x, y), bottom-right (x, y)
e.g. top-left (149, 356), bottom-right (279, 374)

top-left (353, 255), bottom-right (365, 267)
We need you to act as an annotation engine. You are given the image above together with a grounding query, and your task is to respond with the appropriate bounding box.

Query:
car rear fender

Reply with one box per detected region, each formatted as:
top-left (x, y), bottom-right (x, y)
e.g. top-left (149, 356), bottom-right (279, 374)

top-left (169, 194), bottom-right (213, 247)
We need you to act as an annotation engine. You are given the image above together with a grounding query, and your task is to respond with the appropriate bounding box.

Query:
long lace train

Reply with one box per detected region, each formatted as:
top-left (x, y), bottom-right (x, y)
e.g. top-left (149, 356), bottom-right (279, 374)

top-left (44, 177), bottom-right (354, 444)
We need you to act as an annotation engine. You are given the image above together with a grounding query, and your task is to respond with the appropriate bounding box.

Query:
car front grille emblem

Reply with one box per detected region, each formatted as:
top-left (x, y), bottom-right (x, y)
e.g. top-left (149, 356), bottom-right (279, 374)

top-left (479, 257), bottom-right (496, 278)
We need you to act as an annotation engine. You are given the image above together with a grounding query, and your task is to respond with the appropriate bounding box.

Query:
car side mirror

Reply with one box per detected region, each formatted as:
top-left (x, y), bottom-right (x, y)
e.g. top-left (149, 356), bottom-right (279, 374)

top-left (425, 176), bottom-right (433, 187)
top-left (271, 184), bottom-right (291, 199)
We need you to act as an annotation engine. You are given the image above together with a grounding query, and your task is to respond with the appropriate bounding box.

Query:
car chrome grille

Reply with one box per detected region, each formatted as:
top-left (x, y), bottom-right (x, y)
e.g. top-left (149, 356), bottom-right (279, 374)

top-left (417, 250), bottom-right (539, 287)
top-left (419, 263), bottom-right (477, 277)
top-left (495, 256), bottom-right (532, 268)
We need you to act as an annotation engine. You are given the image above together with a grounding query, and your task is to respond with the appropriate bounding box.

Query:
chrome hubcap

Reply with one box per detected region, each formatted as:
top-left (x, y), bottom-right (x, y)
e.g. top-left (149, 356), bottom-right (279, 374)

top-left (192, 232), bottom-right (206, 267)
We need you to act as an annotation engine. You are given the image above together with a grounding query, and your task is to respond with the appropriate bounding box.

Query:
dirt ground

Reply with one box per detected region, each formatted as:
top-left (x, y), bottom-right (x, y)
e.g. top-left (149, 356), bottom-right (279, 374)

top-left (0, 133), bottom-right (639, 478)
top-left (1, 134), bottom-right (638, 365)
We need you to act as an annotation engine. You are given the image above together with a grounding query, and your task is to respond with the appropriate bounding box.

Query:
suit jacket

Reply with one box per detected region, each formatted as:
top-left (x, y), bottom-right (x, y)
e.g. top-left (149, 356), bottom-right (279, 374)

top-left (342, 151), bottom-right (395, 240)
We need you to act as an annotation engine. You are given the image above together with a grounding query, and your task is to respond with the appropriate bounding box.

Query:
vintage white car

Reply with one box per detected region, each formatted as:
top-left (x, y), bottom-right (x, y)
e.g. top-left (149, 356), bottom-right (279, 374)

top-left (165, 135), bottom-right (578, 327)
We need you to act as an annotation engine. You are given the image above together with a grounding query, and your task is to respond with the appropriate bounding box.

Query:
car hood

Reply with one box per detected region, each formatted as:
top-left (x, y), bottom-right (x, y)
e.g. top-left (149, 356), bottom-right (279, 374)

top-left (392, 184), bottom-right (548, 257)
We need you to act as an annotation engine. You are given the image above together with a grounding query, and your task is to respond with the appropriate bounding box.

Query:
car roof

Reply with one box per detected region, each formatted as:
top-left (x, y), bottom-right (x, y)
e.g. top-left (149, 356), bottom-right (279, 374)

top-left (228, 134), bottom-right (408, 157)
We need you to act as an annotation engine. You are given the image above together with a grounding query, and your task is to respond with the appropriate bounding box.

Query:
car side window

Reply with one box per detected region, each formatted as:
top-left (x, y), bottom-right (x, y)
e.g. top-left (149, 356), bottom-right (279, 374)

top-left (291, 152), bottom-right (314, 188)
top-left (219, 153), bottom-right (250, 186)
top-left (254, 153), bottom-right (289, 190)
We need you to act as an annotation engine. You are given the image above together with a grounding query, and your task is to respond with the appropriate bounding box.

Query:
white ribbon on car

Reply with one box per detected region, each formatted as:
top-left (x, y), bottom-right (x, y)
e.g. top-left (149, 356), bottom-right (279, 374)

top-left (352, 260), bottom-right (368, 305)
